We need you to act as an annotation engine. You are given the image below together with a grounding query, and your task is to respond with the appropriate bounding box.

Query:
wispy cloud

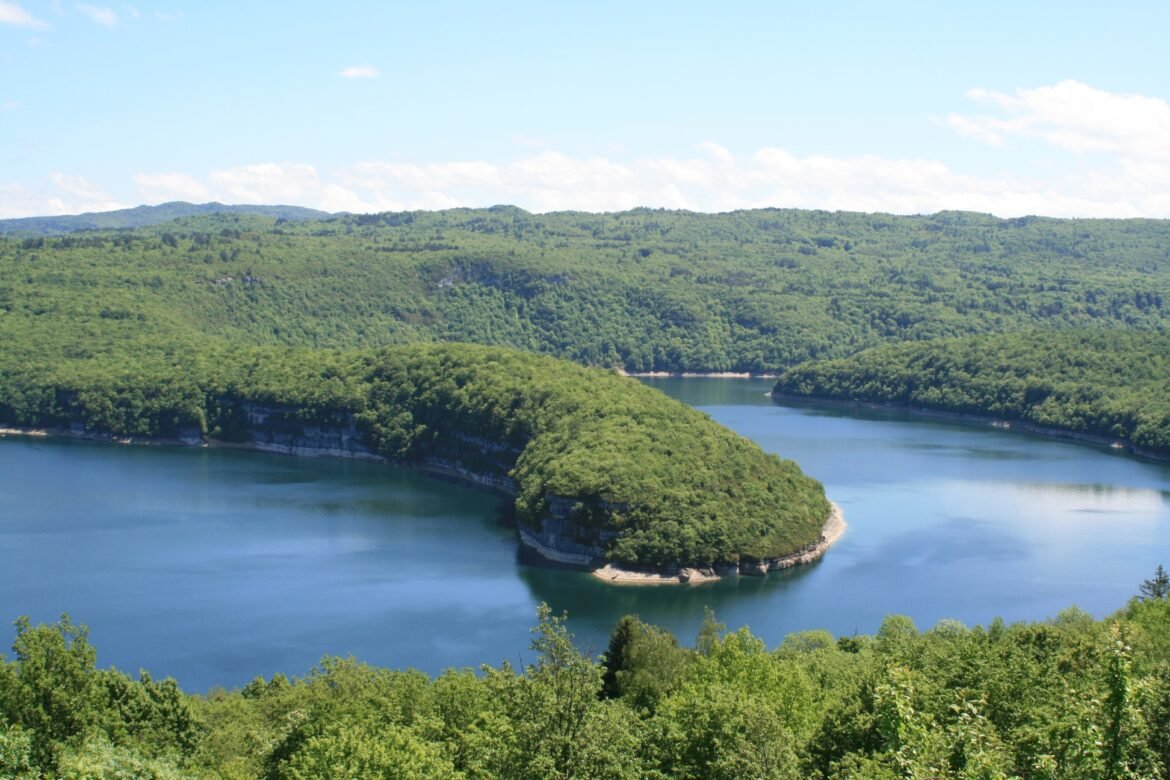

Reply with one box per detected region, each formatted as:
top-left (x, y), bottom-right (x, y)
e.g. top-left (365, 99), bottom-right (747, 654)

top-left (0, 174), bottom-right (126, 218)
top-left (133, 172), bottom-right (210, 203)
top-left (0, 1), bottom-right (49, 28)
top-left (76, 3), bottom-right (116, 27)
top-left (946, 80), bottom-right (1170, 162)
top-left (338, 65), bottom-right (379, 79)
top-left (49, 172), bottom-right (122, 204)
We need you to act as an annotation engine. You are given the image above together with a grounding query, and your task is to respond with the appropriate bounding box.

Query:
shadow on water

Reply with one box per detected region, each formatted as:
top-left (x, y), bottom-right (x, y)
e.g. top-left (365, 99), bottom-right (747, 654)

top-left (514, 553), bottom-right (827, 655)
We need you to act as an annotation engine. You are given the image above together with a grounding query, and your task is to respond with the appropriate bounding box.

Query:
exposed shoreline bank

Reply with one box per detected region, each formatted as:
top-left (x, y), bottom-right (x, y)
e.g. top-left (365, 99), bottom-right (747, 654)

top-left (590, 501), bottom-right (846, 585)
top-left (768, 393), bottom-right (1170, 465)
top-left (0, 424), bottom-right (520, 493)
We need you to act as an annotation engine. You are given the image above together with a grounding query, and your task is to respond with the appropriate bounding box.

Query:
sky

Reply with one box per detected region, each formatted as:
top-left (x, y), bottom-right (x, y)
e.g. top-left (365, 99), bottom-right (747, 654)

top-left (1, 1), bottom-right (1168, 219)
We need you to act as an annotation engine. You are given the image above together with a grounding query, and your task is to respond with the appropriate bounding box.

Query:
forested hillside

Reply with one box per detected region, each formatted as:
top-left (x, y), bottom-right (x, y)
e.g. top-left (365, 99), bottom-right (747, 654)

top-left (1, 207), bottom-right (1166, 373)
top-left (774, 330), bottom-right (1170, 456)
top-left (4, 587), bottom-right (1170, 779)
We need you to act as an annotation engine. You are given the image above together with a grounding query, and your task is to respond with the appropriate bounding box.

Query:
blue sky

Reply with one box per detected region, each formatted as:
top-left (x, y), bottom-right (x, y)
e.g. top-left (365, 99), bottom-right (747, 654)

top-left (2, 1), bottom-right (1168, 218)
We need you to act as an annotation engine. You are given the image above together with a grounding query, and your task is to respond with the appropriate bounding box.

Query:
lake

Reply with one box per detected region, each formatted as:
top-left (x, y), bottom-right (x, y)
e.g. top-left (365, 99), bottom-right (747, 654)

top-left (2, 378), bottom-right (1168, 691)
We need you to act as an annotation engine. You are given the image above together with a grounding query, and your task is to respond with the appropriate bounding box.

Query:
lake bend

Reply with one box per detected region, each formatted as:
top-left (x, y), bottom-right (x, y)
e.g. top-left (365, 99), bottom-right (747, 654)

top-left (2, 377), bottom-right (1168, 692)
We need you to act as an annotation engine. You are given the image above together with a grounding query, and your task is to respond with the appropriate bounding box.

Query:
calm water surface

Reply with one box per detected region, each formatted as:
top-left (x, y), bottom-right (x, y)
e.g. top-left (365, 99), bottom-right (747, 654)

top-left (2, 378), bottom-right (1168, 691)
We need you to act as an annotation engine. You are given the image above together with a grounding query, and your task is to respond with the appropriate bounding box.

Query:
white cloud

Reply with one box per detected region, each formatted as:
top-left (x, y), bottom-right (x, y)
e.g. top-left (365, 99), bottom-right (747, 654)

top-left (0, 175), bottom-right (127, 218)
top-left (76, 3), bottom-right (116, 27)
top-left (338, 65), bottom-right (379, 79)
top-left (698, 141), bottom-right (735, 166)
top-left (0, 183), bottom-right (52, 218)
top-left (943, 113), bottom-right (1005, 147)
top-left (48, 172), bottom-right (127, 212)
top-left (0, 1), bottom-right (48, 28)
top-left (208, 163), bottom-right (325, 204)
top-left (133, 172), bottom-right (210, 203)
top-left (947, 80), bottom-right (1170, 163)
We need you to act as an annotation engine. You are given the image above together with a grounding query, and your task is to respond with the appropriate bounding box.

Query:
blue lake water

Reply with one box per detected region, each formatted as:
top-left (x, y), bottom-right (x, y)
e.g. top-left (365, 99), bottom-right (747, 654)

top-left (2, 377), bottom-right (1168, 691)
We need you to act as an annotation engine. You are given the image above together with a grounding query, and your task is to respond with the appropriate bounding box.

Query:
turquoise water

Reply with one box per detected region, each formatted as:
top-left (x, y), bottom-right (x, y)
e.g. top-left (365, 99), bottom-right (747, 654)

top-left (2, 378), bottom-right (1168, 691)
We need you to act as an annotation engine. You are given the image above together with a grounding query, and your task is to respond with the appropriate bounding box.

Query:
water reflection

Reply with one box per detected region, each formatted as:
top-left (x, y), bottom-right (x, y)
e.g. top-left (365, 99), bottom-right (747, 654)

top-left (516, 556), bottom-right (827, 657)
top-left (1010, 481), bottom-right (1167, 510)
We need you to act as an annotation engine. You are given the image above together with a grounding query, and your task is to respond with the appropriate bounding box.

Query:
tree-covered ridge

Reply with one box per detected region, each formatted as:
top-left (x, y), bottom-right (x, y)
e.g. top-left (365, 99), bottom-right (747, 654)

top-left (4, 587), bottom-right (1170, 779)
top-left (1, 207), bottom-right (1166, 373)
top-left (0, 342), bottom-right (829, 569)
top-left (773, 329), bottom-right (1170, 456)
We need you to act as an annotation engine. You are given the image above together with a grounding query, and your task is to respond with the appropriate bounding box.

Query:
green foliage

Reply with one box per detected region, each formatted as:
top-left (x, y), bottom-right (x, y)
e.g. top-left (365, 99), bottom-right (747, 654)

top-left (0, 616), bottom-right (204, 778)
top-left (2, 208), bottom-right (1167, 376)
top-left (0, 719), bottom-right (36, 779)
top-left (601, 615), bottom-right (689, 710)
top-left (55, 737), bottom-right (184, 780)
top-left (272, 722), bottom-right (460, 780)
top-left (5, 600), bottom-right (1170, 779)
top-left (1140, 565), bottom-right (1170, 600)
top-left (775, 329), bottom-right (1170, 456)
top-left (3, 615), bottom-right (101, 769)
top-left (507, 604), bottom-right (605, 779)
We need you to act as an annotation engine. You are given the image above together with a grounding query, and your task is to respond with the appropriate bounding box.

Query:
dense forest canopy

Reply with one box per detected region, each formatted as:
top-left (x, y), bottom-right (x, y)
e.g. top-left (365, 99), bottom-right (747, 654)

top-left (3, 588), bottom-right (1170, 779)
top-left (1, 207), bottom-right (1166, 374)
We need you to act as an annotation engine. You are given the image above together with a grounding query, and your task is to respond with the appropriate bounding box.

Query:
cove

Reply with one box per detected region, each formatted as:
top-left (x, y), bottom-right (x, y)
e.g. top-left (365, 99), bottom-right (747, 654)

top-left (2, 378), bottom-right (1169, 692)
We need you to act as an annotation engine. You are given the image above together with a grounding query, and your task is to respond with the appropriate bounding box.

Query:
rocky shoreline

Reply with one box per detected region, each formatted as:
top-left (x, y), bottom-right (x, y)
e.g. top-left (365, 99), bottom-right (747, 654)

top-left (590, 501), bottom-right (846, 585)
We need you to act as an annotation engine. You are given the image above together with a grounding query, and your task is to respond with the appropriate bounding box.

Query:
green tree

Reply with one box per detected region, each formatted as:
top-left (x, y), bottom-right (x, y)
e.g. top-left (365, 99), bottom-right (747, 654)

top-left (3, 615), bottom-right (102, 770)
top-left (601, 615), bottom-right (688, 710)
top-left (507, 604), bottom-right (604, 779)
top-left (55, 737), bottom-right (183, 780)
top-left (1139, 565), bottom-right (1169, 600)
top-left (274, 723), bottom-right (459, 780)
top-left (0, 719), bottom-right (36, 779)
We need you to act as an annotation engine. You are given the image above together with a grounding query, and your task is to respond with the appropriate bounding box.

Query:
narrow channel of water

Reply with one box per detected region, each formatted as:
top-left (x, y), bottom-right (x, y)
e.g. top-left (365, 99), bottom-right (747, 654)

top-left (1, 378), bottom-right (1167, 691)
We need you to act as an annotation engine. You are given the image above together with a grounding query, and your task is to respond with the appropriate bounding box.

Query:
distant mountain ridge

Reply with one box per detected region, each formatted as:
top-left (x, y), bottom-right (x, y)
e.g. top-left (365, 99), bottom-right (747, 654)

top-left (0, 201), bottom-right (335, 235)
